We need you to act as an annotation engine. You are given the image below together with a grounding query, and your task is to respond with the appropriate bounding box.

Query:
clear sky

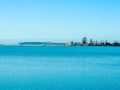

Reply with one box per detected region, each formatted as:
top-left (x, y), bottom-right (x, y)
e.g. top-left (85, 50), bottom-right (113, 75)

top-left (0, 0), bottom-right (120, 43)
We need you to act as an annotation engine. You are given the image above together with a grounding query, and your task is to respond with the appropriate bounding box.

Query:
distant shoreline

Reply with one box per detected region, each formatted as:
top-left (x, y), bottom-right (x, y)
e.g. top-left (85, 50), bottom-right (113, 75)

top-left (0, 44), bottom-right (120, 47)
top-left (0, 37), bottom-right (120, 47)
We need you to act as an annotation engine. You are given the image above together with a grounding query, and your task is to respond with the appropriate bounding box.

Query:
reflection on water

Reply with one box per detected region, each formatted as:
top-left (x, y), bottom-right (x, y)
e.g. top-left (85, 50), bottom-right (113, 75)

top-left (0, 46), bottom-right (120, 90)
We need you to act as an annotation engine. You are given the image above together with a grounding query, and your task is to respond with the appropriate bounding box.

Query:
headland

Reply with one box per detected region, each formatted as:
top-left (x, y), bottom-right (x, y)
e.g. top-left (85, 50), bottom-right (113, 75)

top-left (0, 37), bottom-right (120, 46)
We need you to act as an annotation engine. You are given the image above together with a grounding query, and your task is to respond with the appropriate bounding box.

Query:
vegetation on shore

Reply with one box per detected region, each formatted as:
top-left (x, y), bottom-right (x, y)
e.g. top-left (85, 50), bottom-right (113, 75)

top-left (0, 37), bottom-right (120, 46)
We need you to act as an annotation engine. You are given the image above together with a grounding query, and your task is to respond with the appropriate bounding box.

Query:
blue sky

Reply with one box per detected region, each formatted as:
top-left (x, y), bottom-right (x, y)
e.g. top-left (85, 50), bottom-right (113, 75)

top-left (0, 0), bottom-right (120, 43)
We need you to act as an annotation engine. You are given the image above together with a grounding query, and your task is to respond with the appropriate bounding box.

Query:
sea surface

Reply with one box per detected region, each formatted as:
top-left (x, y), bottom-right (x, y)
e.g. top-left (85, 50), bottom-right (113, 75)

top-left (0, 46), bottom-right (120, 90)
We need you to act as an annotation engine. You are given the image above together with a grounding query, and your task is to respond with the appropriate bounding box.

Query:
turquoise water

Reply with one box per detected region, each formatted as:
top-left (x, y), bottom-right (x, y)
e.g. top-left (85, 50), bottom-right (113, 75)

top-left (0, 46), bottom-right (120, 90)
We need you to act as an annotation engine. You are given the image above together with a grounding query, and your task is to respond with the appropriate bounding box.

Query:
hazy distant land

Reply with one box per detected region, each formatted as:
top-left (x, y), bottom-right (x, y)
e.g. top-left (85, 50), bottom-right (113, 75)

top-left (0, 37), bottom-right (120, 46)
